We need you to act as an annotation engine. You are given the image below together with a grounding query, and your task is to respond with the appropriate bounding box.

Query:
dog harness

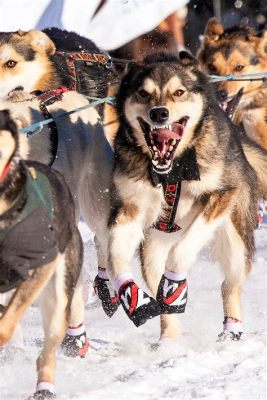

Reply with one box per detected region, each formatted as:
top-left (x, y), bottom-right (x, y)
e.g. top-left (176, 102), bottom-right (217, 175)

top-left (0, 165), bottom-right (57, 293)
top-left (55, 51), bottom-right (112, 91)
top-left (151, 147), bottom-right (200, 233)
top-left (31, 86), bottom-right (69, 166)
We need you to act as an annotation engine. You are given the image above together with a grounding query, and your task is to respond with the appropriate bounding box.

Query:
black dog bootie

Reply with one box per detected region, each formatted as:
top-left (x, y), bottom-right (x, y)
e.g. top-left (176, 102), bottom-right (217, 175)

top-left (94, 275), bottom-right (120, 317)
top-left (157, 274), bottom-right (188, 314)
top-left (119, 280), bottom-right (161, 327)
top-left (61, 325), bottom-right (89, 358)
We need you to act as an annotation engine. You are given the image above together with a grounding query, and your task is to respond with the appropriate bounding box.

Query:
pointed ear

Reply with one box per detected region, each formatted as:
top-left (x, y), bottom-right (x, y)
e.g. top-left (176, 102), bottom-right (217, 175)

top-left (203, 18), bottom-right (224, 42)
top-left (254, 30), bottom-right (267, 57)
top-left (14, 29), bottom-right (56, 56)
top-left (179, 51), bottom-right (199, 68)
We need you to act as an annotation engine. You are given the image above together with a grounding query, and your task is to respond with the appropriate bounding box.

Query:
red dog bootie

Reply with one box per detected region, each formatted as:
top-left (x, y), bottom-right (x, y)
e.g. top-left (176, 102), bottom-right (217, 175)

top-left (156, 270), bottom-right (188, 314)
top-left (94, 268), bottom-right (120, 317)
top-left (115, 274), bottom-right (161, 327)
top-left (61, 323), bottom-right (89, 358)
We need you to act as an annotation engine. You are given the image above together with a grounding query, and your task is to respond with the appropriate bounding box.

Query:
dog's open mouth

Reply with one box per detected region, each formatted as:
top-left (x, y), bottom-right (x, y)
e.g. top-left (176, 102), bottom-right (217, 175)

top-left (138, 116), bottom-right (189, 174)
top-left (219, 88), bottom-right (243, 119)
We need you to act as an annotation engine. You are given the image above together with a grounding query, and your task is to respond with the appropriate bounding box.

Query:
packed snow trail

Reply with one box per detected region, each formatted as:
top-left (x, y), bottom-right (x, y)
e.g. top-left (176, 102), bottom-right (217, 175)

top-left (0, 221), bottom-right (266, 400)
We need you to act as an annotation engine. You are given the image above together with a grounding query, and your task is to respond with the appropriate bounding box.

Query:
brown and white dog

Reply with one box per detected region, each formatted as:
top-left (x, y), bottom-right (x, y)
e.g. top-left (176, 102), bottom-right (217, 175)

top-left (197, 18), bottom-right (267, 149)
top-left (0, 109), bottom-right (84, 399)
top-left (94, 52), bottom-right (267, 341)
top-left (0, 28), bottom-right (116, 315)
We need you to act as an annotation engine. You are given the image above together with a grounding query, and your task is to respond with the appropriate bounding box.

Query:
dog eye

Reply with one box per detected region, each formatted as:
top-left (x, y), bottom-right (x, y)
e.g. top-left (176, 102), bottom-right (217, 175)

top-left (5, 60), bottom-right (17, 68)
top-left (234, 64), bottom-right (245, 72)
top-left (208, 64), bottom-right (217, 73)
top-left (173, 89), bottom-right (185, 97)
top-left (138, 89), bottom-right (150, 99)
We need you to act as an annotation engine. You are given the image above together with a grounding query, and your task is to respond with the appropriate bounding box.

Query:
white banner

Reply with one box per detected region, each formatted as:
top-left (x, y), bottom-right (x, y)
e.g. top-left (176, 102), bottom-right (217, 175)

top-left (0, 0), bottom-right (189, 50)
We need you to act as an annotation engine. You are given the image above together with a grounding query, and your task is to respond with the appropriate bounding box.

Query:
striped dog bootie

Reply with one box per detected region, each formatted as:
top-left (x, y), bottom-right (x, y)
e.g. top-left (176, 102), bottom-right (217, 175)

top-left (157, 271), bottom-right (188, 314)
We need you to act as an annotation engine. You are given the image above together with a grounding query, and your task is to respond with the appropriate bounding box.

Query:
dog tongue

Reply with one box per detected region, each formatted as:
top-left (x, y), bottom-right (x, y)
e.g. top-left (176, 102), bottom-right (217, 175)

top-left (151, 124), bottom-right (184, 157)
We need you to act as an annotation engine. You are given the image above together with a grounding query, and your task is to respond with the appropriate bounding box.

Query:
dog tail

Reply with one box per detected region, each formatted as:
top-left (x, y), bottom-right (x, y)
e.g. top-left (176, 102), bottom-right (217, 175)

top-left (241, 136), bottom-right (267, 198)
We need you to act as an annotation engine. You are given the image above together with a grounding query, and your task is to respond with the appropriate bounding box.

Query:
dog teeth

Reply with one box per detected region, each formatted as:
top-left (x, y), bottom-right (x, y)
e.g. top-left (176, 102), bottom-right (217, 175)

top-left (169, 145), bottom-right (173, 151)
top-left (152, 159), bottom-right (159, 166)
top-left (153, 146), bottom-right (157, 151)
top-left (150, 124), bottom-right (171, 131)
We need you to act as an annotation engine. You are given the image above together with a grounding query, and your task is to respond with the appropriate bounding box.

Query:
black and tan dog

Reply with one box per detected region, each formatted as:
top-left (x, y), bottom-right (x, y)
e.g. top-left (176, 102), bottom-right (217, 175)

top-left (95, 52), bottom-right (267, 341)
top-left (0, 109), bottom-right (84, 399)
top-left (197, 18), bottom-right (267, 149)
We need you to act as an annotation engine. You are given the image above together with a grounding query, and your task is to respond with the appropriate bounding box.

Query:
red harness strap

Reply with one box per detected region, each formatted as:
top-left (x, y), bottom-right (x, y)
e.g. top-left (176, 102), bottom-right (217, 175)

top-left (154, 182), bottom-right (181, 233)
top-left (56, 51), bottom-right (111, 90)
top-left (0, 162), bottom-right (11, 182)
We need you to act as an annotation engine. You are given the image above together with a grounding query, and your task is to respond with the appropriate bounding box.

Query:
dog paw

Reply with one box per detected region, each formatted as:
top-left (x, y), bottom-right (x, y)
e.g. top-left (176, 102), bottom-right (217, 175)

top-left (61, 331), bottom-right (89, 358)
top-left (7, 90), bottom-right (35, 102)
top-left (156, 275), bottom-right (188, 314)
top-left (217, 330), bottom-right (243, 342)
top-left (119, 281), bottom-right (161, 327)
top-left (94, 275), bottom-right (120, 317)
top-left (28, 389), bottom-right (56, 399)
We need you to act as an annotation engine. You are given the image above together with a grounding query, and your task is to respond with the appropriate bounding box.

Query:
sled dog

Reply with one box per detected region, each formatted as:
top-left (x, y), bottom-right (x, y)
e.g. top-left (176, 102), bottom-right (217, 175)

top-left (96, 51), bottom-right (267, 340)
top-left (197, 18), bottom-right (267, 149)
top-left (0, 28), bottom-right (116, 306)
top-left (0, 109), bottom-right (84, 399)
top-left (0, 28), bottom-right (112, 107)
top-left (0, 28), bottom-right (118, 140)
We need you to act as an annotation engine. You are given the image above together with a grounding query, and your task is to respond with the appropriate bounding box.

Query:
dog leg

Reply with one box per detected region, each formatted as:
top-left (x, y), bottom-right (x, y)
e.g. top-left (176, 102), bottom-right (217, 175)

top-left (141, 230), bottom-right (181, 339)
top-left (35, 255), bottom-right (68, 398)
top-left (109, 221), bottom-right (161, 326)
top-left (93, 235), bottom-right (120, 317)
top-left (0, 261), bottom-right (56, 346)
top-left (214, 221), bottom-right (250, 341)
top-left (154, 211), bottom-right (227, 339)
top-left (61, 274), bottom-right (89, 358)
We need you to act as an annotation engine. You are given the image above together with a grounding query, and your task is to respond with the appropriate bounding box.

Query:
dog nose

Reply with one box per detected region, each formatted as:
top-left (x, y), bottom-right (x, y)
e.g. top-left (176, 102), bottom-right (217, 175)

top-left (149, 107), bottom-right (169, 123)
top-left (217, 89), bottom-right (228, 101)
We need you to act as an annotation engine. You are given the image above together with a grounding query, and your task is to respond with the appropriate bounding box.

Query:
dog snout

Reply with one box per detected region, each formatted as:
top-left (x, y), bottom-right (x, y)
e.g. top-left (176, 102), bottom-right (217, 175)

top-left (217, 89), bottom-right (228, 102)
top-left (149, 107), bottom-right (169, 124)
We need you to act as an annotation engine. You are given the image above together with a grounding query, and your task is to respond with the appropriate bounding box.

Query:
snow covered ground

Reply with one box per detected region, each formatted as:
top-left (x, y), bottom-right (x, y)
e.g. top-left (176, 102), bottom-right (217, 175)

top-left (0, 220), bottom-right (266, 400)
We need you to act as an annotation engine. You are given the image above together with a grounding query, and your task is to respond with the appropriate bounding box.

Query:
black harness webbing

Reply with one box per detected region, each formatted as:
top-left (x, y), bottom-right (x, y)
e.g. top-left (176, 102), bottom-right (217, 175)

top-left (151, 147), bottom-right (200, 233)
top-left (32, 87), bottom-right (68, 166)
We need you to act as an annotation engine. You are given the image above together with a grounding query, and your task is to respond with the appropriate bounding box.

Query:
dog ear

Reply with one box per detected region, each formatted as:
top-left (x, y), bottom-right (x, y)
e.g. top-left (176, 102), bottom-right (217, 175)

top-left (203, 18), bottom-right (224, 42)
top-left (179, 51), bottom-right (199, 68)
top-left (254, 30), bottom-right (267, 57)
top-left (15, 30), bottom-right (56, 56)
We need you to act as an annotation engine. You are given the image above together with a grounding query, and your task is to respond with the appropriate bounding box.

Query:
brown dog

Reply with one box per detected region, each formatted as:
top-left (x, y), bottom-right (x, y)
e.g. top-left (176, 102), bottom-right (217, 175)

top-left (197, 18), bottom-right (267, 149)
top-left (0, 109), bottom-right (83, 399)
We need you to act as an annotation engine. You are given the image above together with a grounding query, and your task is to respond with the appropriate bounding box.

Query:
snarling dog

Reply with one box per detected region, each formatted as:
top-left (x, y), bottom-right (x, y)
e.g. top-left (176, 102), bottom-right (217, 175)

top-left (95, 52), bottom-right (267, 341)
top-left (197, 18), bottom-right (267, 149)
top-left (0, 109), bottom-right (84, 399)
